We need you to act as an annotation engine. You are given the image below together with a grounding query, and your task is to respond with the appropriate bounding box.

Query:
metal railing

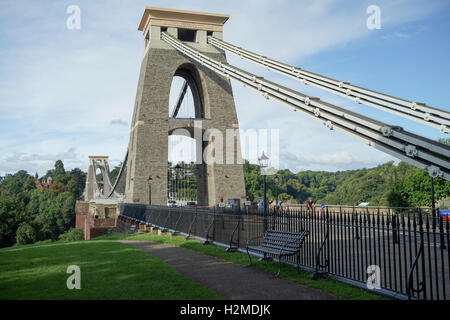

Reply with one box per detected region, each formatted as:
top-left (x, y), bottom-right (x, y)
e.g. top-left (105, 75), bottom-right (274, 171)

top-left (120, 203), bottom-right (449, 300)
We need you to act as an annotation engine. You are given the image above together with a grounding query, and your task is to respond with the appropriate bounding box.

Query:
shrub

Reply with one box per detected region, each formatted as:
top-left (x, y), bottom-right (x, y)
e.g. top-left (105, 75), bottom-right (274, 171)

top-left (36, 223), bottom-right (55, 242)
top-left (34, 239), bottom-right (53, 245)
top-left (16, 222), bottom-right (37, 245)
top-left (58, 228), bottom-right (84, 242)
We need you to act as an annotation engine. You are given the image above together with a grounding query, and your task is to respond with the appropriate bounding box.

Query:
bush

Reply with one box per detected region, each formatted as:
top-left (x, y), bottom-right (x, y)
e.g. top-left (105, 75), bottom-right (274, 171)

top-left (58, 228), bottom-right (84, 242)
top-left (16, 222), bottom-right (37, 245)
top-left (34, 239), bottom-right (53, 245)
top-left (36, 224), bottom-right (56, 242)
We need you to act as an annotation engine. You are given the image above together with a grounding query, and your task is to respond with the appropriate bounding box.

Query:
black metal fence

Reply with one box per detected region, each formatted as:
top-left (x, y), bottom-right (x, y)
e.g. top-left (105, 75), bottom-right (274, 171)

top-left (120, 203), bottom-right (449, 300)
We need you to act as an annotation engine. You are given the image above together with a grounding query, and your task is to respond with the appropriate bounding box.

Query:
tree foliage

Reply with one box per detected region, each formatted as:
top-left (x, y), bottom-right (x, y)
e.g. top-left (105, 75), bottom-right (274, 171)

top-left (58, 228), bottom-right (84, 242)
top-left (243, 160), bottom-right (450, 207)
top-left (15, 222), bottom-right (37, 245)
top-left (0, 161), bottom-right (85, 248)
top-left (1, 156), bottom-right (449, 248)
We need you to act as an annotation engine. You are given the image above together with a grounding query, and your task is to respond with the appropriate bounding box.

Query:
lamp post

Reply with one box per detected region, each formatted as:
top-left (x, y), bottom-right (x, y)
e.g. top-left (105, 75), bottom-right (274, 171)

top-left (273, 175), bottom-right (280, 229)
top-left (258, 151), bottom-right (269, 231)
top-left (431, 176), bottom-right (446, 249)
top-left (431, 176), bottom-right (435, 214)
top-left (148, 176), bottom-right (153, 205)
top-left (274, 175), bottom-right (279, 205)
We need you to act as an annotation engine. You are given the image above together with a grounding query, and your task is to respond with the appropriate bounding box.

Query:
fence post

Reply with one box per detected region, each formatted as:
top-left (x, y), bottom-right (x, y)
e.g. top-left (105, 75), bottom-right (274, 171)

top-left (407, 208), bottom-right (425, 300)
top-left (419, 208), bottom-right (427, 300)
top-left (226, 212), bottom-right (241, 252)
top-left (312, 207), bottom-right (329, 280)
top-left (213, 206), bottom-right (216, 242)
top-left (353, 206), bottom-right (360, 240)
top-left (263, 205), bottom-right (268, 233)
top-left (392, 208), bottom-right (400, 244)
top-left (272, 205), bottom-right (276, 229)
top-left (185, 208), bottom-right (197, 240)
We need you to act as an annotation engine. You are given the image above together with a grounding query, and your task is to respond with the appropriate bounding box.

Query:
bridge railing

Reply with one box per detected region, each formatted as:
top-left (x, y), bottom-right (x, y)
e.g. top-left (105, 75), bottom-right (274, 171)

top-left (120, 203), bottom-right (449, 300)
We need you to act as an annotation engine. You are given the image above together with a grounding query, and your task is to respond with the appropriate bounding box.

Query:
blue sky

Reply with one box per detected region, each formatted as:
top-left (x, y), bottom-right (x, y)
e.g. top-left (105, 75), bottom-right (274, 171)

top-left (0, 0), bottom-right (449, 176)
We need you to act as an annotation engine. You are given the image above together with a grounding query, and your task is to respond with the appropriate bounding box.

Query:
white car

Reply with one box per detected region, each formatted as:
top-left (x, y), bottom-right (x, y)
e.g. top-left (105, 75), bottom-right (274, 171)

top-left (167, 200), bottom-right (177, 207)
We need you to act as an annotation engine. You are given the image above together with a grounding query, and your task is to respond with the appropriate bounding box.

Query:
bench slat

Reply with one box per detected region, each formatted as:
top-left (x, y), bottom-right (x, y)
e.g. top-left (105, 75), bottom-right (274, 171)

top-left (248, 230), bottom-right (309, 257)
top-left (265, 231), bottom-right (307, 238)
top-left (265, 232), bottom-right (307, 239)
top-left (263, 236), bottom-right (304, 245)
top-left (246, 229), bottom-right (309, 277)
top-left (247, 246), bottom-right (294, 256)
top-left (261, 242), bottom-right (299, 250)
top-left (261, 244), bottom-right (297, 253)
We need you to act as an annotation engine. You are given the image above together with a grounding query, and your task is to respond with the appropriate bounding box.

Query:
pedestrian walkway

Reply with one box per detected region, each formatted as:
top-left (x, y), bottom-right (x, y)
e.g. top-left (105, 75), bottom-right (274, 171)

top-left (117, 240), bottom-right (339, 300)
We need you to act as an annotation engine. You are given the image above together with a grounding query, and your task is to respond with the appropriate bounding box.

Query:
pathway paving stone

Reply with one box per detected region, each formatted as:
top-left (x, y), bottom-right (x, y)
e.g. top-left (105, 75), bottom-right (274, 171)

top-left (117, 240), bottom-right (340, 300)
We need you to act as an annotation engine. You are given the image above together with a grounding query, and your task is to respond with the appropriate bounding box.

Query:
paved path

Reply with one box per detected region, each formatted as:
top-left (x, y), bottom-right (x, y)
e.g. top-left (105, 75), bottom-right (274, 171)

top-left (117, 240), bottom-right (339, 300)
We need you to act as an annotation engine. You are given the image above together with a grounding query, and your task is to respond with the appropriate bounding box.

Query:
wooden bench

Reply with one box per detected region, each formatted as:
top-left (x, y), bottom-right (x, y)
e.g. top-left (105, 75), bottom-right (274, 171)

top-left (246, 229), bottom-right (309, 277)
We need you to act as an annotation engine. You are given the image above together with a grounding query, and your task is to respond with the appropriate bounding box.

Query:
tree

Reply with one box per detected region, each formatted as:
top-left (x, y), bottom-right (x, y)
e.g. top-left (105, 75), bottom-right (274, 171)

top-left (0, 194), bottom-right (27, 247)
top-left (387, 166), bottom-right (450, 207)
top-left (22, 176), bottom-right (36, 192)
top-left (278, 193), bottom-right (293, 202)
top-left (0, 161), bottom-right (81, 247)
top-left (109, 163), bottom-right (122, 184)
top-left (54, 160), bottom-right (65, 175)
top-left (0, 170), bottom-right (32, 196)
top-left (16, 222), bottom-right (37, 245)
top-left (68, 168), bottom-right (86, 199)
top-left (50, 182), bottom-right (66, 194)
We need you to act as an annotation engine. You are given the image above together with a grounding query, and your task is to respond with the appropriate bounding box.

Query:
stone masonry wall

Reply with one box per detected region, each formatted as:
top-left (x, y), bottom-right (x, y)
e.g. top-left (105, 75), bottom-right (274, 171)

top-left (125, 27), bottom-right (245, 207)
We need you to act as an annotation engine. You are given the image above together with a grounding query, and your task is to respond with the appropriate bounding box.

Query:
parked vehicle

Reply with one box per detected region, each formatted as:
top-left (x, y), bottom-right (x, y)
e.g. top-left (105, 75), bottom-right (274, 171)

top-left (183, 201), bottom-right (197, 208)
top-left (440, 209), bottom-right (450, 222)
top-left (167, 200), bottom-right (177, 207)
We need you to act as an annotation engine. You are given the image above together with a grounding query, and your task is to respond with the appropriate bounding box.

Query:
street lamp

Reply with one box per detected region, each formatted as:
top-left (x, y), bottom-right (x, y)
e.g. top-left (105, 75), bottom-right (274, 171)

top-left (274, 175), bottom-right (280, 205)
top-left (272, 175), bottom-right (280, 228)
top-left (148, 176), bottom-right (153, 205)
top-left (258, 151), bottom-right (269, 231)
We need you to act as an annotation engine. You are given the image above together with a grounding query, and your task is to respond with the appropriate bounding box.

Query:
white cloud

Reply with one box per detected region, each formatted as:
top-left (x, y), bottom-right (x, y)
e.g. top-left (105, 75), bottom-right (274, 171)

top-left (0, 147), bottom-right (83, 175)
top-left (110, 120), bottom-right (128, 126)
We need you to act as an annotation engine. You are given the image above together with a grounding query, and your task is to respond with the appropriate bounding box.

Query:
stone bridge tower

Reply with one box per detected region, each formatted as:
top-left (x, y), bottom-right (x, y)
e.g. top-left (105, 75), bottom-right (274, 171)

top-left (84, 156), bottom-right (113, 202)
top-left (125, 7), bottom-right (246, 206)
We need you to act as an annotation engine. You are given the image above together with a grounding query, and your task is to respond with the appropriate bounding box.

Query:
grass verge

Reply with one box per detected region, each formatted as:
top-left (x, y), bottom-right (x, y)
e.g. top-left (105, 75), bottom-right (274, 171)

top-left (0, 240), bottom-right (221, 300)
top-left (95, 232), bottom-right (388, 300)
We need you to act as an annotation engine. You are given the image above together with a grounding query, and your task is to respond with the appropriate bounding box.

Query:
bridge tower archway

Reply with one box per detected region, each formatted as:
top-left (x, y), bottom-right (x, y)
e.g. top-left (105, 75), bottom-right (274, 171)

top-left (125, 7), bottom-right (245, 206)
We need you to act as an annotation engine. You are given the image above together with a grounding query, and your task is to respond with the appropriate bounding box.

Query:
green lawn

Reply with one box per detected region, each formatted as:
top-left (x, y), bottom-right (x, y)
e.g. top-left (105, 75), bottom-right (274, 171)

top-left (95, 232), bottom-right (388, 300)
top-left (0, 240), bottom-right (221, 300)
top-left (0, 232), bottom-right (389, 300)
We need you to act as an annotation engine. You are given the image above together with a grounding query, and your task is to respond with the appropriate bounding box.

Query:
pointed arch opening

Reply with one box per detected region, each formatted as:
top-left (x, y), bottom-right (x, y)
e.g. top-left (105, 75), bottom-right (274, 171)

top-left (168, 64), bottom-right (206, 119)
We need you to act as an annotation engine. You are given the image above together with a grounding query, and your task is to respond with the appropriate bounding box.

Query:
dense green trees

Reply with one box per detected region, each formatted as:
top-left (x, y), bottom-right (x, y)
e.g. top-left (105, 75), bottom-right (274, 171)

top-left (243, 160), bottom-right (450, 207)
top-left (1, 156), bottom-right (449, 248)
top-left (0, 161), bottom-right (86, 248)
top-left (388, 166), bottom-right (450, 207)
top-left (0, 193), bottom-right (27, 247)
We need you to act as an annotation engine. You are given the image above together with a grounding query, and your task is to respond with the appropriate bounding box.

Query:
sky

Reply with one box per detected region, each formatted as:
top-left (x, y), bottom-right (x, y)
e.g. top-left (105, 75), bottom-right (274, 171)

top-left (0, 0), bottom-right (449, 176)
